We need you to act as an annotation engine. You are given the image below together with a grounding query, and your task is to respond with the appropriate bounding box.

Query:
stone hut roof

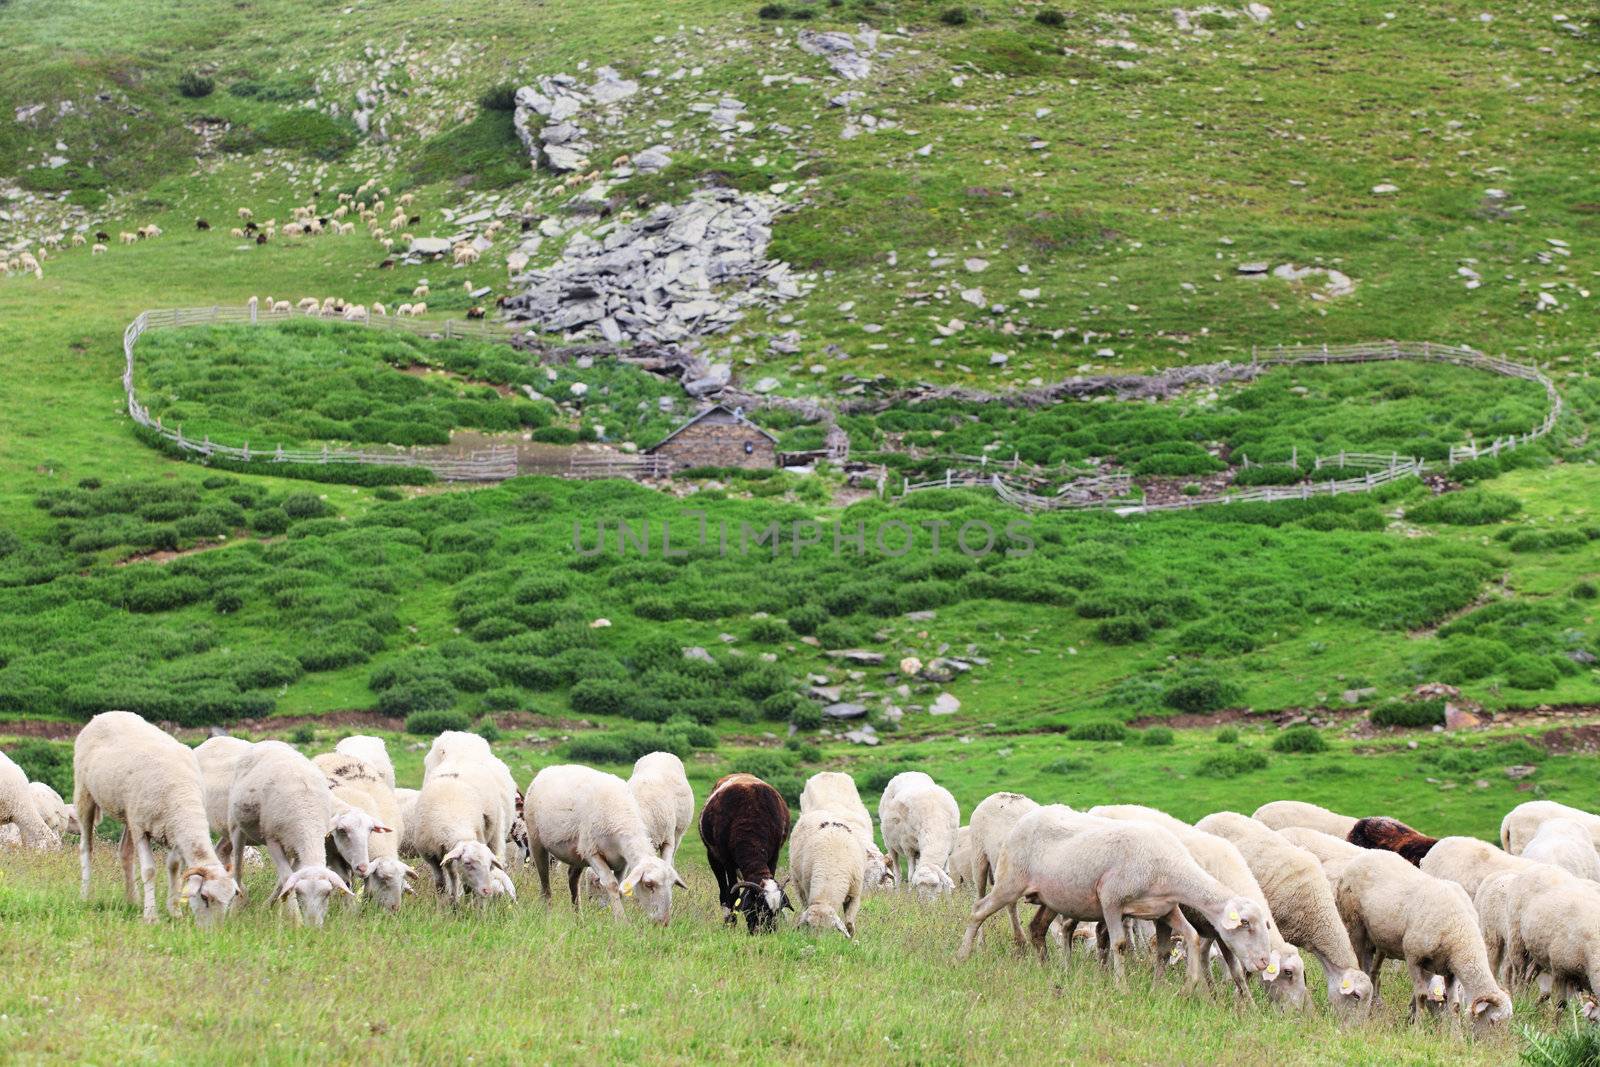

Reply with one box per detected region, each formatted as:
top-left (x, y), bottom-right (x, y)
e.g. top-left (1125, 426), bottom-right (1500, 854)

top-left (645, 404), bottom-right (778, 452)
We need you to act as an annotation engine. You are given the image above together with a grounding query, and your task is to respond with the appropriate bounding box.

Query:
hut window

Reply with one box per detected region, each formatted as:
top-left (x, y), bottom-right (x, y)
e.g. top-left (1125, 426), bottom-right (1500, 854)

top-left (744, 441), bottom-right (754, 455)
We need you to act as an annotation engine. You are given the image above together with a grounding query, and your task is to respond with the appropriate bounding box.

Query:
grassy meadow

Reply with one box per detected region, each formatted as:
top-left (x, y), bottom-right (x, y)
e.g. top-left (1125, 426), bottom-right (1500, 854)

top-left (0, 0), bottom-right (1597, 1062)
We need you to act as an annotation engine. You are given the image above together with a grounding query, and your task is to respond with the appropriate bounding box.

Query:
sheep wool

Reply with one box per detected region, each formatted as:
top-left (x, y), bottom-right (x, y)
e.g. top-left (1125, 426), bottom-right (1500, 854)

top-left (789, 810), bottom-right (866, 938)
top-left (0, 750), bottom-right (58, 850)
top-left (879, 771), bottom-right (960, 898)
top-left (628, 751), bottom-right (694, 867)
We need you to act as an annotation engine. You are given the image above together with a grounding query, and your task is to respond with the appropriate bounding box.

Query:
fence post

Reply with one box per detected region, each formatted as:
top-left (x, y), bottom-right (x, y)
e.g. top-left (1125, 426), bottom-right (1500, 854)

top-left (250, 301), bottom-right (257, 325)
top-left (242, 441), bottom-right (250, 461)
top-left (1291, 445), bottom-right (1297, 469)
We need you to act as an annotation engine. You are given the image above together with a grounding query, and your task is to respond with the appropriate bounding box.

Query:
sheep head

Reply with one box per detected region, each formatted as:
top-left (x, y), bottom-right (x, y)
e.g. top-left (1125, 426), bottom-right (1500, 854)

top-left (1469, 990), bottom-right (1513, 1032)
top-left (363, 858), bottom-right (416, 913)
top-left (329, 809), bottom-right (390, 877)
top-left (620, 857), bottom-right (686, 926)
top-left (864, 846), bottom-right (897, 891)
top-left (1260, 948), bottom-right (1308, 1011)
top-left (1212, 897), bottom-right (1273, 974)
top-left (910, 863), bottom-right (955, 900)
top-left (1331, 969), bottom-right (1374, 1020)
top-left (732, 878), bottom-right (790, 933)
top-left (441, 841), bottom-right (502, 901)
top-left (180, 865), bottom-right (239, 928)
top-left (796, 903), bottom-right (851, 938)
top-left (275, 865), bottom-right (353, 926)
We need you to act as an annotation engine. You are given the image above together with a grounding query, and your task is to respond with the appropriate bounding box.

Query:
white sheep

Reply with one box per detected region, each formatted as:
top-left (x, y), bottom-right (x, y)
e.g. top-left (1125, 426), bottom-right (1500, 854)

top-left (1252, 800), bottom-right (1358, 839)
top-left (411, 770), bottom-right (508, 903)
top-left (91, 243), bottom-right (107, 255)
top-left (525, 764), bottom-right (684, 924)
top-left (1197, 811), bottom-right (1375, 1016)
top-left (949, 825), bottom-right (974, 890)
top-left (227, 741), bottom-right (358, 925)
top-left (0, 750), bottom-right (59, 850)
top-left (799, 771), bottom-right (895, 889)
top-left (394, 787), bottom-right (421, 857)
top-left (412, 283), bottom-right (430, 298)
top-left (73, 711), bottom-right (236, 924)
top-left (335, 735), bottom-right (397, 790)
top-left (409, 302), bottom-right (426, 317)
top-left (314, 752), bottom-right (409, 910)
top-left (1092, 805), bottom-right (1305, 1006)
top-left (1420, 836), bottom-right (1542, 899)
top-left (878, 771), bottom-right (960, 898)
top-left (194, 736), bottom-right (255, 869)
top-left (28, 781), bottom-right (79, 838)
top-left (1502, 800), bottom-right (1600, 856)
top-left (1480, 867), bottom-right (1600, 1018)
top-left (424, 731), bottom-right (516, 862)
top-left (959, 806), bottom-right (1275, 994)
top-left (272, 300), bottom-right (291, 313)
top-left (1519, 818), bottom-right (1600, 882)
top-left (789, 810), bottom-right (866, 937)
top-left (119, 231), bottom-right (138, 245)
top-left (628, 751), bottom-right (693, 867)
top-left (1334, 847), bottom-right (1512, 1027)
top-left (967, 791), bottom-right (1040, 945)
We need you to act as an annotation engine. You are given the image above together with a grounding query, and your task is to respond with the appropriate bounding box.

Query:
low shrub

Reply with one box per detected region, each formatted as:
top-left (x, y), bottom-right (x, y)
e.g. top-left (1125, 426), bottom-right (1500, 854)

top-left (1216, 727), bottom-right (1240, 744)
top-left (178, 71), bottom-right (215, 98)
top-left (757, 2), bottom-right (787, 17)
top-left (790, 702), bottom-right (823, 730)
top-left (281, 493), bottom-right (332, 519)
top-left (1505, 654), bottom-right (1559, 691)
top-left (379, 676), bottom-right (457, 716)
top-left (1163, 673), bottom-right (1242, 714)
top-left (939, 6), bottom-right (969, 25)
top-left (1095, 615), bottom-right (1151, 645)
top-left (569, 678), bottom-right (639, 717)
top-left (5, 739), bottom-right (71, 797)
top-left (1042, 757), bottom-right (1092, 775)
top-left (478, 83), bottom-right (518, 111)
top-left (1035, 8), bottom-right (1066, 26)
top-left (1370, 698), bottom-right (1446, 728)
top-left (482, 687), bottom-right (523, 711)
top-left (1141, 726), bottom-right (1175, 746)
top-left (474, 717), bottom-right (502, 743)
top-left (404, 708), bottom-right (471, 735)
top-left (1407, 490), bottom-right (1521, 526)
top-left (289, 724), bottom-right (316, 745)
top-left (1271, 726), bottom-right (1328, 753)
top-left (1573, 581), bottom-right (1598, 601)
top-left (1195, 748), bottom-right (1268, 778)
top-left (748, 617), bottom-right (790, 643)
top-left (1067, 721), bottom-right (1128, 742)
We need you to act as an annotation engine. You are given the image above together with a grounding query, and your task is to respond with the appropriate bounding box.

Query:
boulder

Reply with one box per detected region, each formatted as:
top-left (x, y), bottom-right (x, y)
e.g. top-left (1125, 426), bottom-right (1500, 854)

top-left (822, 702), bottom-right (869, 720)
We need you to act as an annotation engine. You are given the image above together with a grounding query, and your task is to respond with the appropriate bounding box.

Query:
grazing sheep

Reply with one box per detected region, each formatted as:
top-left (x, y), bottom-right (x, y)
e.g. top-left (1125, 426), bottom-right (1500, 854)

top-left (314, 753), bottom-right (409, 910)
top-left (949, 825), bottom-right (974, 890)
top-left (700, 772), bottom-right (792, 932)
top-left (628, 752), bottom-right (693, 867)
top-left (1519, 818), bottom-right (1600, 883)
top-left (91, 243), bottom-right (107, 255)
top-left (195, 218), bottom-right (210, 230)
top-left (335, 735), bottom-right (396, 790)
top-left (525, 764), bottom-right (685, 924)
top-left (424, 731), bottom-right (517, 862)
top-left (238, 207), bottom-right (253, 220)
top-left (959, 806), bottom-right (1275, 995)
top-left (1253, 800), bottom-right (1358, 838)
top-left (799, 771), bottom-right (895, 890)
top-left (1092, 805), bottom-right (1305, 1006)
top-left (73, 711), bottom-right (236, 924)
top-left (968, 792), bottom-right (1040, 945)
top-left (1347, 816), bottom-right (1438, 866)
top-left (1197, 811), bottom-right (1375, 1017)
top-left (396, 303), bottom-right (413, 317)
top-left (138, 225), bottom-right (162, 239)
top-left (227, 741), bottom-right (359, 925)
top-left (410, 770), bottom-right (508, 904)
top-left (394, 787), bottom-right (421, 857)
top-left (28, 781), bottom-right (79, 839)
top-left (194, 735), bottom-right (255, 869)
top-left (1420, 836), bottom-right (1540, 899)
top-left (1503, 801), bottom-right (1600, 857)
top-left (230, 228), bottom-right (245, 238)
top-left (879, 771), bottom-right (960, 898)
top-left (372, 302), bottom-right (388, 316)
top-left (272, 300), bottom-right (291, 313)
top-left (1334, 848), bottom-right (1512, 1028)
top-left (412, 283), bottom-right (429, 298)
top-left (789, 810), bottom-right (866, 938)
top-left (70, 232), bottom-right (86, 246)
top-left (409, 302), bottom-right (426, 317)
top-left (119, 231), bottom-right (138, 245)
top-left (1481, 867), bottom-right (1600, 1016)
top-left (0, 750), bottom-right (59, 850)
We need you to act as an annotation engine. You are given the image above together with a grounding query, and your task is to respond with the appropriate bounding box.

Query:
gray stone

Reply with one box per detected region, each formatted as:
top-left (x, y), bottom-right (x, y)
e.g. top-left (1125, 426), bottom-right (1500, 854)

top-left (1567, 649), bottom-right (1596, 665)
top-left (408, 237), bottom-right (453, 257)
top-left (822, 702), bottom-right (869, 720)
top-left (827, 649), bottom-right (885, 666)
top-left (754, 377), bottom-right (781, 394)
top-left (929, 693), bottom-right (961, 716)
top-left (1236, 262), bottom-right (1270, 275)
top-left (1341, 687), bottom-right (1377, 704)
top-left (1505, 765), bottom-right (1538, 780)
top-left (682, 646), bottom-right (714, 664)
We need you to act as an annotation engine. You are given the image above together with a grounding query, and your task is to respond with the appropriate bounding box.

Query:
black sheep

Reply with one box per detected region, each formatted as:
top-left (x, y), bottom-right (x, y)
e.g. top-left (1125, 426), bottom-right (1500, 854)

top-left (1347, 816), bottom-right (1438, 866)
top-left (699, 773), bottom-right (792, 933)
top-left (195, 218), bottom-right (210, 230)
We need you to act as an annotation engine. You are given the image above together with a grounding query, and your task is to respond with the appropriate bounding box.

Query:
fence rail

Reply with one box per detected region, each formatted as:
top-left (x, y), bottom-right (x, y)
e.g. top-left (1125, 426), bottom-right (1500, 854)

top-left (124, 306), bottom-right (523, 480)
top-left (903, 340), bottom-right (1563, 514)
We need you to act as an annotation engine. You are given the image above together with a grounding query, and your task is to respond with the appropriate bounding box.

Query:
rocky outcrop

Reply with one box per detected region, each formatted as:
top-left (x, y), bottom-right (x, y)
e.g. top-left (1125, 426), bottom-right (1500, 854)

top-left (512, 68), bottom-right (638, 173)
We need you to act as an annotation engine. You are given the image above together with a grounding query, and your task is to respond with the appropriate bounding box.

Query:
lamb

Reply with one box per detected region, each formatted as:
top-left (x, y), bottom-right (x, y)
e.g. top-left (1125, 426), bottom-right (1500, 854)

top-left (788, 810), bottom-right (865, 938)
top-left (799, 771), bottom-right (895, 889)
top-left (335, 735), bottom-right (396, 790)
top-left (227, 741), bottom-right (357, 925)
top-left (1196, 811), bottom-right (1374, 1017)
top-left (878, 771), bottom-right (960, 898)
top-left (967, 791), bottom-right (1040, 945)
top-left (0, 750), bottom-right (59, 850)
top-left (1347, 816), bottom-right (1438, 866)
top-left (627, 751), bottom-right (693, 867)
top-left (1092, 805), bottom-right (1305, 1006)
top-left (313, 752), bottom-right (409, 910)
top-left (424, 731), bottom-right (516, 862)
top-left (1252, 800), bottom-right (1358, 838)
top-left (73, 711), bottom-right (237, 925)
top-left (1520, 818), bottom-right (1600, 882)
top-left (410, 770), bottom-right (509, 904)
top-left (525, 764), bottom-right (684, 924)
top-left (700, 772), bottom-right (792, 932)
top-left (28, 781), bottom-right (79, 838)
top-left (959, 806), bottom-right (1275, 995)
top-left (1334, 847), bottom-right (1512, 1028)
top-left (1503, 801), bottom-right (1600, 857)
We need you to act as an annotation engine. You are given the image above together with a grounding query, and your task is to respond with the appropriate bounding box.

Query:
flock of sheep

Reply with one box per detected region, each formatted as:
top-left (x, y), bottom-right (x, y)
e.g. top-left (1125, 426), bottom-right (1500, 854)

top-left (4, 710), bottom-right (1599, 1037)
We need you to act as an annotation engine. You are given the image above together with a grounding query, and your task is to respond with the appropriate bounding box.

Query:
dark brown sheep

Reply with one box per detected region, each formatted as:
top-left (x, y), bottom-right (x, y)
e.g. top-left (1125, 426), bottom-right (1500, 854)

top-left (699, 773), bottom-right (791, 933)
top-left (195, 218), bottom-right (210, 230)
top-left (1347, 816), bottom-right (1438, 866)
top-left (466, 306), bottom-right (486, 320)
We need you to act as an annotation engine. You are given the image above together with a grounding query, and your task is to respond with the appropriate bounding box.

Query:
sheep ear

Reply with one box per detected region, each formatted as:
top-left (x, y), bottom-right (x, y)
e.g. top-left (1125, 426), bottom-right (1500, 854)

top-left (1263, 951), bottom-right (1281, 980)
top-left (1220, 906), bottom-right (1243, 931)
top-left (672, 871), bottom-right (688, 890)
top-left (1470, 998), bottom-right (1492, 1017)
top-left (274, 873), bottom-right (300, 902)
top-left (1339, 973), bottom-right (1359, 997)
top-left (619, 874), bottom-right (637, 897)
top-left (373, 825), bottom-right (393, 834)
top-left (329, 871), bottom-right (355, 897)
top-left (402, 865), bottom-right (418, 881)
top-left (441, 844), bottom-right (466, 867)
top-left (832, 914), bottom-right (851, 938)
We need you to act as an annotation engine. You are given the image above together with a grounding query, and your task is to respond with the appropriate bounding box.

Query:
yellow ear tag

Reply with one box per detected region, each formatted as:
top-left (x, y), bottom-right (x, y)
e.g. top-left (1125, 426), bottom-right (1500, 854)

top-left (1168, 945), bottom-right (1182, 964)
top-left (1227, 909), bottom-right (1240, 923)
top-left (1265, 961), bottom-right (1280, 979)
top-left (621, 883), bottom-right (633, 897)
top-left (1340, 976), bottom-right (1354, 994)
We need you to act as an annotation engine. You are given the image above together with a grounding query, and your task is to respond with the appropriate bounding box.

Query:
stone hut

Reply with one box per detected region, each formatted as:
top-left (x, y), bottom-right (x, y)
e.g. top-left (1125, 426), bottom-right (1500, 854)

top-left (645, 404), bottom-right (778, 471)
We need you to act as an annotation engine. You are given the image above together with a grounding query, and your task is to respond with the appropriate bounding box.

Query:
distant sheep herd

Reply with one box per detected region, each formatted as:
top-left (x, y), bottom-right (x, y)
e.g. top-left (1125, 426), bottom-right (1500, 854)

top-left (3, 711), bottom-right (1599, 1035)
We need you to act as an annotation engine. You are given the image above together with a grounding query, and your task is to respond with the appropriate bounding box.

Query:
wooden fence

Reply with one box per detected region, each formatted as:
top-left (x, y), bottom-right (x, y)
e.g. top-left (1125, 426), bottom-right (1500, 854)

top-left (123, 306), bottom-right (522, 480)
top-left (903, 340), bottom-right (1564, 514)
top-left (567, 453), bottom-right (673, 480)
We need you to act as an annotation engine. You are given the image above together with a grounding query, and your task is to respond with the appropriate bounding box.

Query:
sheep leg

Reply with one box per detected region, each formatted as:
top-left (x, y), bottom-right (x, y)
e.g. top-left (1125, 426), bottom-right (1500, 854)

top-left (133, 834), bottom-right (159, 923)
top-left (165, 852), bottom-right (185, 918)
top-left (956, 886), bottom-right (1018, 961)
top-left (1153, 920), bottom-right (1173, 981)
top-left (118, 829), bottom-right (139, 905)
top-left (76, 797), bottom-right (97, 902)
top-left (1098, 898), bottom-right (1130, 991)
top-left (1164, 908), bottom-right (1205, 996)
top-left (584, 856), bottom-right (625, 921)
top-left (1027, 906), bottom-right (1056, 963)
top-left (530, 840), bottom-right (551, 903)
top-left (567, 863), bottom-right (583, 909)
top-left (707, 851), bottom-right (734, 921)
top-left (1406, 964), bottom-right (1435, 1024)
top-left (265, 840), bottom-right (301, 923)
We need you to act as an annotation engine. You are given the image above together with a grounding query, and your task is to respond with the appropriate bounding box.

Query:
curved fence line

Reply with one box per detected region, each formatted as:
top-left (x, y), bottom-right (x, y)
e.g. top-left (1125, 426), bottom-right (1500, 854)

top-left (123, 306), bottom-right (519, 480)
top-left (901, 340), bottom-right (1563, 514)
